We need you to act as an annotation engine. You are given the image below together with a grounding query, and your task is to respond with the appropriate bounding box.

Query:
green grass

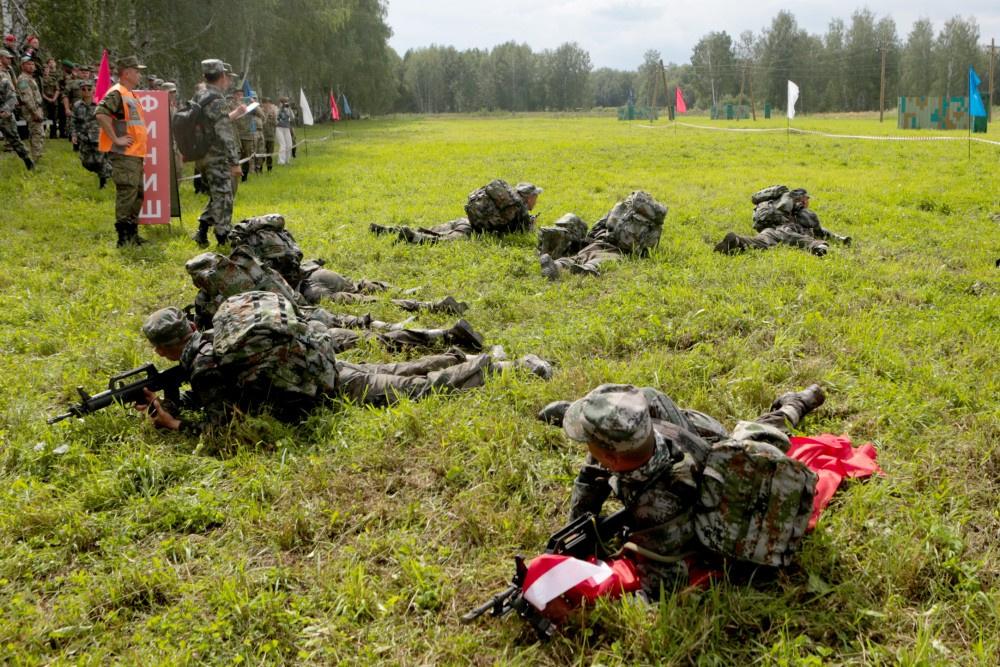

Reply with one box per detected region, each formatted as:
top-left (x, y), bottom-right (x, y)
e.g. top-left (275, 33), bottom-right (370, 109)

top-left (3, 113), bottom-right (1000, 664)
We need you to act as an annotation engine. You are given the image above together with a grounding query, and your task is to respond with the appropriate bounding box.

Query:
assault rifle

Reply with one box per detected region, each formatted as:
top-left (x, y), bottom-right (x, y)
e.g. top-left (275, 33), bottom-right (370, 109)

top-left (48, 363), bottom-right (186, 424)
top-left (461, 508), bottom-right (629, 638)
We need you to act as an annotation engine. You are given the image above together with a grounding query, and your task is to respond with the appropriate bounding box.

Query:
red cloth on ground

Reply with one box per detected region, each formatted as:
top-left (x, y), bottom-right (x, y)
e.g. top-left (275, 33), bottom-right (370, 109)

top-left (787, 433), bottom-right (883, 529)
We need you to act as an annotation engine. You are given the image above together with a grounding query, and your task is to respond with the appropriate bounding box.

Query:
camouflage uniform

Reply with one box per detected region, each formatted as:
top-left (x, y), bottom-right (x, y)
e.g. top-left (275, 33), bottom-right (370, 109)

top-left (539, 192), bottom-right (666, 279)
top-left (232, 97), bottom-right (258, 180)
top-left (261, 101), bottom-right (277, 171)
top-left (71, 98), bottom-right (112, 182)
top-left (373, 180), bottom-right (537, 244)
top-left (563, 383), bottom-right (823, 595)
top-left (17, 67), bottom-right (43, 159)
top-left (41, 68), bottom-right (60, 138)
top-left (714, 187), bottom-right (849, 257)
top-left (193, 67), bottom-right (240, 244)
top-left (0, 54), bottom-right (32, 166)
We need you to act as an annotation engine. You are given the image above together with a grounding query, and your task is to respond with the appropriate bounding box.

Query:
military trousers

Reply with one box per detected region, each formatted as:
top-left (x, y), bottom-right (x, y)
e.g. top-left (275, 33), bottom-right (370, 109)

top-left (80, 140), bottom-right (112, 178)
top-left (552, 241), bottom-right (623, 277)
top-left (336, 352), bottom-right (491, 407)
top-left (0, 116), bottom-right (30, 160)
top-left (196, 157), bottom-right (235, 239)
top-left (107, 153), bottom-right (145, 224)
top-left (25, 116), bottom-right (43, 159)
top-left (739, 224), bottom-right (826, 253)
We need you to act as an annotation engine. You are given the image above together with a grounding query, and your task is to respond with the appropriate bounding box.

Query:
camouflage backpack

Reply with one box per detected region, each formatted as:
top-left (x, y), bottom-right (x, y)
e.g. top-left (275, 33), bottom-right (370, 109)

top-left (229, 214), bottom-right (305, 286)
top-left (591, 191), bottom-right (666, 255)
top-left (750, 185), bottom-right (789, 205)
top-left (185, 249), bottom-right (302, 329)
top-left (694, 421), bottom-right (817, 567)
top-left (751, 193), bottom-right (796, 232)
top-left (537, 213), bottom-right (589, 259)
top-left (211, 291), bottom-right (340, 400)
top-left (464, 179), bottom-right (533, 235)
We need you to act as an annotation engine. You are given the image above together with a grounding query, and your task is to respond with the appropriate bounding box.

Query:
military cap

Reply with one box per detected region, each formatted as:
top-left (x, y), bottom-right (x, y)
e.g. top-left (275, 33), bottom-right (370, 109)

top-left (3, 34), bottom-right (14, 43)
top-left (153, 78), bottom-right (164, 87)
top-left (59, 59), bottom-right (74, 67)
top-left (142, 307), bottom-right (193, 348)
top-left (201, 59), bottom-right (225, 76)
top-left (563, 384), bottom-right (653, 454)
top-left (20, 54), bottom-right (32, 64)
top-left (116, 55), bottom-right (146, 71)
top-left (789, 188), bottom-right (809, 199)
top-left (516, 182), bottom-right (543, 197)
top-left (0, 48), bottom-right (13, 59)
top-left (79, 81), bottom-right (94, 89)
top-left (161, 82), bottom-right (177, 92)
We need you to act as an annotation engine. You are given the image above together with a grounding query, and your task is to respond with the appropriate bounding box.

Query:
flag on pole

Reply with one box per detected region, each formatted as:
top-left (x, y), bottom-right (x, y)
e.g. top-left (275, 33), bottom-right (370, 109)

top-left (299, 88), bottom-right (314, 126)
top-left (94, 51), bottom-right (112, 103)
top-left (675, 87), bottom-right (687, 113)
top-left (969, 67), bottom-right (987, 118)
top-left (787, 80), bottom-right (800, 119)
top-left (330, 91), bottom-right (340, 121)
top-left (341, 94), bottom-right (351, 117)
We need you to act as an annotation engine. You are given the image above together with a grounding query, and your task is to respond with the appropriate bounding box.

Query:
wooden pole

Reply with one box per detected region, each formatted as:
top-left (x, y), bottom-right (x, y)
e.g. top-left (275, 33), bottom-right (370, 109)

top-left (648, 60), bottom-right (659, 121)
top-left (989, 38), bottom-right (996, 123)
top-left (879, 41), bottom-right (888, 123)
top-left (737, 65), bottom-right (746, 122)
top-left (749, 67), bottom-right (757, 120)
top-left (659, 59), bottom-right (670, 121)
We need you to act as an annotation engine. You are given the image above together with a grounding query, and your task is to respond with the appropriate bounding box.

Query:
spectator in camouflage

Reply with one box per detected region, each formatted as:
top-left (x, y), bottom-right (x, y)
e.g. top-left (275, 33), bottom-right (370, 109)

top-left (70, 81), bottom-right (112, 188)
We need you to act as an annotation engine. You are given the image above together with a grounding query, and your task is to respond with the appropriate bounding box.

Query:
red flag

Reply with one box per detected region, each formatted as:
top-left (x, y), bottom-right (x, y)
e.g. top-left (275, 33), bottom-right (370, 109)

top-left (330, 91), bottom-right (340, 121)
top-left (94, 51), bottom-right (112, 103)
top-left (521, 554), bottom-right (640, 612)
top-left (675, 87), bottom-right (687, 113)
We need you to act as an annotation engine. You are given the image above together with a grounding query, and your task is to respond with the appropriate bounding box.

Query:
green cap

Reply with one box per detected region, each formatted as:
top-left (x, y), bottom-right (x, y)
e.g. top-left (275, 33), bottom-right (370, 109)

top-left (142, 307), bottom-right (192, 347)
top-left (116, 55), bottom-right (146, 72)
top-left (564, 384), bottom-right (652, 453)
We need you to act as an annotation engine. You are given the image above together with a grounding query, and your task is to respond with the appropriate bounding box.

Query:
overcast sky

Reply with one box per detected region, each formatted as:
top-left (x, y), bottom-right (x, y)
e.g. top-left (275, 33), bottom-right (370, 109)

top-left (385, 1), bottom-right (1000, 70)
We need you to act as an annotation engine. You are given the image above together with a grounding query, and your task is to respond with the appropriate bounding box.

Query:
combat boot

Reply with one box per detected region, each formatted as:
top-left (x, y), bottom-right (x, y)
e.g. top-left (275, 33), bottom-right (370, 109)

top-left (811, 243), bottom-right (829, 257)
top-left (191, 222), bottom-right (210, 247)
top-left (369, 223), bottom-right (394, 236)
top-left (444, 318), bottom-right (484, 351)
top-left (130, 223), bottom-right (149, 245)
top-left (539, 253), bottom-right (560, 280)
top-left (24, 157), bottom-right (34, 171)
top-left (493, 355), bottom-right (554, 380)
top-left (714, 232), bottom-right (744, 254)
top-left (114, 222), bottom-right (130, 247)
top-left (770, 384), bottom-right (825, 413)
top-left (215, 232), bottom-right (230, 245)
top-left (99, 176), bottom-right (107, 189)
top-left (537, 400), bottom-right (572, 426)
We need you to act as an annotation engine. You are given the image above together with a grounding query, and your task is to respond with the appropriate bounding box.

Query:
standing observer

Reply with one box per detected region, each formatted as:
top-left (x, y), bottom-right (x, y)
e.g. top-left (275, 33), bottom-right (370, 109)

top-left (95, 55), bottom-right (149, 247)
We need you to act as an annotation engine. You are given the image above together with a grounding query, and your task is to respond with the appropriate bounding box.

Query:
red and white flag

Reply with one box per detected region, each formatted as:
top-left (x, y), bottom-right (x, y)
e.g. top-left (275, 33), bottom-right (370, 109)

top-left (521, 554), bottom-right (641, 611)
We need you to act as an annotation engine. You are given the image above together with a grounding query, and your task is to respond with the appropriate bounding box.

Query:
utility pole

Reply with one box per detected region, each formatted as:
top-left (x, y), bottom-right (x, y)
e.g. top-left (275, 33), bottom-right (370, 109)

top-left (659, 59), bottom-right (670, 118)
top-left (879, 41), bottom-right (888, 123)
top-left (737, 64), bottom-right (746, 122)
top-left (989, 38), bottom-right (996, 123)
top-left (749, 66), bottom-right (756, 120)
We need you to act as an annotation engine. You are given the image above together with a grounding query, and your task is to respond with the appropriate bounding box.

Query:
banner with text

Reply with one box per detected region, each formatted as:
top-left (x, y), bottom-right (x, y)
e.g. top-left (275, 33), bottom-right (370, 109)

top-left (137, 91), bottom-right (179, 224)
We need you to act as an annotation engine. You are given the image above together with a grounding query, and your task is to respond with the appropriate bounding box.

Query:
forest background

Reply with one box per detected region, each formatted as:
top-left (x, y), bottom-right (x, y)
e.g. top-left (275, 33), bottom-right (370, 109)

top-left (1, 0), bottom-right (996, 117)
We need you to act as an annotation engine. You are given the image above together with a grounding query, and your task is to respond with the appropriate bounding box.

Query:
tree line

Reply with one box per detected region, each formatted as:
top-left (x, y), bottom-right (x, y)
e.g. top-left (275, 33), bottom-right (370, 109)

top-left (4, 1), bottom-right (995, 115)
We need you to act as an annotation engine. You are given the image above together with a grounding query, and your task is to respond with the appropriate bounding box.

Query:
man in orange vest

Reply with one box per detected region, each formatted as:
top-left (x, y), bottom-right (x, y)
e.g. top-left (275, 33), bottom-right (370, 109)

top-left (96, 55), bottom-right (149, 248)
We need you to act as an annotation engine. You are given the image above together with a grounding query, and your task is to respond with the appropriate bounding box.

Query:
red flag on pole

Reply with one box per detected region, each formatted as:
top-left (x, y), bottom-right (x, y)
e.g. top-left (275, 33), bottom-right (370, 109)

top-left (94, 51), bottom-right (112, 103)
top-left (675, 87), bottom-right (687, 113)
top-left (330, 91), bottom-right (340, 121)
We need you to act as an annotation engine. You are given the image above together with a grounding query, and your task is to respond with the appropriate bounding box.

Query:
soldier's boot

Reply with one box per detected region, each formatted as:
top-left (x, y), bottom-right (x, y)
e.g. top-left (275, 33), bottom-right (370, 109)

top-left (130, 223), bottom-right (149, 245)
top-left (539, 253), bottom-right (560, 280)
top-left (369, 223), bottom-right (398, 236)
top-left (493, 355), bottom-right (554, 380)
top-left (99, 176), bottom-right (107, 189)
top-left (369, 315), bottom-right (417, 332)
top-left (24, 157), bottom-right (34, 171)
top-left (396, 227), bottom-right (439, 245)
top-left (714, 232), bottom-right (745, 254)
top-left (191, 222), bottom-right (210, 247)
top-left (390, 295), bottom-right (469, 315)
top-left (811, 242), bottom-right (829, 257)
top-left (114, 222), bottom-right (130, 248)
top-left (769, 384), bottom-right (825, 429)
top-left (443, 318), bottom-right (484, 351)
top-left (214, 231), bottom-right (229, 245)
top-left (537, 400), bottom-right (572, 426)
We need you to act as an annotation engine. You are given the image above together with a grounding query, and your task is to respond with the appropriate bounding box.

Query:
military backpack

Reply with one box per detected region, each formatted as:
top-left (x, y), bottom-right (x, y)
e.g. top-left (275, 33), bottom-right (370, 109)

top-left (229, 214), bottom-right (305, 285)
top-left (464, 179), bottom-right (532, 235)
top-left (172, 90), bottom-right (222, 162)
top-left (591, 191), bottom-right (667, 254)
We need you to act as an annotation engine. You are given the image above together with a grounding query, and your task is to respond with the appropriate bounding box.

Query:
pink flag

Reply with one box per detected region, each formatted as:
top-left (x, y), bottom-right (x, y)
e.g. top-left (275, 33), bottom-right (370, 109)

top-left (675, 87), bottom-right (687, 113)
top-left (94, 51), bottom-right (112, 103)
top-left (330, 91), bottom-right (340, 121)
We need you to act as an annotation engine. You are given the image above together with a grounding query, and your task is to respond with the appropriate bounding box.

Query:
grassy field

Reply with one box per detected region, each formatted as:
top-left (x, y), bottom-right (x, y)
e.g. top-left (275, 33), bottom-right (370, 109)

top-left (3, 113), bottom-right (1000, 665)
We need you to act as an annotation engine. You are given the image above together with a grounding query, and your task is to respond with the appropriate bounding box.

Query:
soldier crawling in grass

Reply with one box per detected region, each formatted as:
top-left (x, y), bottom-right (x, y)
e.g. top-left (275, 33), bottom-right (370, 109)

top-left (537, 191), bottom-right (666, 280)
top-left (135, 294), bottom-right (553, 434)
top-left (714, 186), bottom-right (851, 257)
top-left (536, 381), bottom-right (823, 604)
top-left (370, 180), bottom-right (541, 244)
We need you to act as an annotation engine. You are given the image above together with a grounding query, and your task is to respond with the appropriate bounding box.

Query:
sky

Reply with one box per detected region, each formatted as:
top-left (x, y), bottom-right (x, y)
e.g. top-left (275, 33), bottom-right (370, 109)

top-left (385, 1), bottom-right (1000, 70)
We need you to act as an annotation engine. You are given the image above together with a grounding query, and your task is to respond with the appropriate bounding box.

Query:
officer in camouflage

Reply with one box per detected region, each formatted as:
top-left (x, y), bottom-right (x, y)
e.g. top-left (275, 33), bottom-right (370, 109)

top-left (545, 382), bottom-right (824, 595)
top-left (16, 55), bottom-right (44, 160)
top-left (370, 181), bottom-right (540, 244)
top-left (136, 301), bottom-right (553, 433)
top-left (0, 48), bottom-right (33, 170)
top-left (70, 81), bottom-right (112, 188)
top-left (190, 59), bottom-right (243, 246)
top-left (714, 187), bottom-right (851, 257)
top-left (538, 191), bottom-right (666, 280)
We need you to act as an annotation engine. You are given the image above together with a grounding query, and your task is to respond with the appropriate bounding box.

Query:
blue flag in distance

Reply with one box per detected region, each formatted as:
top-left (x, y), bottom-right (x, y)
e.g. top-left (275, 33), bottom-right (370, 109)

top-left (969, 67), bottom-right (987, 118)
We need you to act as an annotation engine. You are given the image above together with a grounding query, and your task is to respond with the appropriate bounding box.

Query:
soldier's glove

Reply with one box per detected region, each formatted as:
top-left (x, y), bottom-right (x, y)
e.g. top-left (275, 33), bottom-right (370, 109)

top-left (537, 400), bottom-right (571, 427)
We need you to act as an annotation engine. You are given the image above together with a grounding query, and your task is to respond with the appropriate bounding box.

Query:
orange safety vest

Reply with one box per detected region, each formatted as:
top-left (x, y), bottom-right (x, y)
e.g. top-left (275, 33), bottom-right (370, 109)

top-left (98, 83), bottom-right (147, 158)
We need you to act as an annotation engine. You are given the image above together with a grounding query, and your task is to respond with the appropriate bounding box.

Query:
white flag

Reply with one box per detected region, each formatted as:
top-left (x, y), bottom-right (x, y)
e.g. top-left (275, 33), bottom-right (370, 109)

top-left (787, 80), bottom-right (799, 119)
top-left (299, 88), bottom-right (314, 126)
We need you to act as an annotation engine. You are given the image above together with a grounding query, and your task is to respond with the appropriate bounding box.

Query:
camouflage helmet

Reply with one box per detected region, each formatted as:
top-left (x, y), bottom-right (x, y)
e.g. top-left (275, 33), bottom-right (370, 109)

top-left (142, 307), bottom-right (193, 347)
top-left (564, 384), bottom-right (652, 453)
